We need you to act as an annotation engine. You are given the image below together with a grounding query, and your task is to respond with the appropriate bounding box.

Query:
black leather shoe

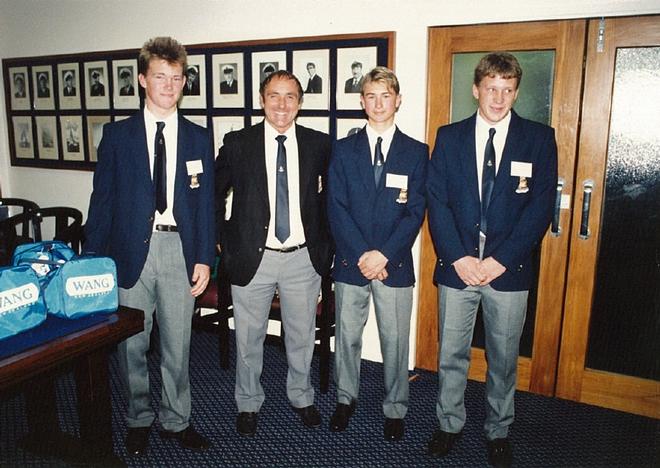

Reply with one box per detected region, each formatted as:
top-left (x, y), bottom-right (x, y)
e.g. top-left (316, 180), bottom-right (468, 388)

top-left (159, 425), bottom-right (211, 451)
top-left (329, 401), bottom-right (356, 432)
top-left (293, 405), bottom-right (321, 428)
top-left (125, 426), bottom-right (151, 456)
top-left (427, 429), bottom-right (462, 457)
top-left (236, 412), bottom-right (258, 436)
top-left (487, 437), bottom-right (512, 468)
top-left (383, 418), bottom-right (404, 441)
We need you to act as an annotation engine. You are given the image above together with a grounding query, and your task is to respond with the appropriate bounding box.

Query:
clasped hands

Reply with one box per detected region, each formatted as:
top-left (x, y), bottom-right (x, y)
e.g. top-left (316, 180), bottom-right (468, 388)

top-left (358, 250), bottom-right (389, 281)
top-left (453, 255), bottom-right (506, 287)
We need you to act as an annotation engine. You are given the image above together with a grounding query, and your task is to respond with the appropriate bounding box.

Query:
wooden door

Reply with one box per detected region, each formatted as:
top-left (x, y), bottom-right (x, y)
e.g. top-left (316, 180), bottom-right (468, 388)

top-left (555, 16), bottom-right (660, 418)
top-left (418, 20), bottom-right (586, 395)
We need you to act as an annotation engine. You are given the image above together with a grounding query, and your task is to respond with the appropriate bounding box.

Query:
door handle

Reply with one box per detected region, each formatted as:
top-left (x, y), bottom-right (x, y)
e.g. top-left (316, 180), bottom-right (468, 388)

top-left (579, 180), bottom-right (594, 240)
top-left (551, 178), bottom-right (564, 236)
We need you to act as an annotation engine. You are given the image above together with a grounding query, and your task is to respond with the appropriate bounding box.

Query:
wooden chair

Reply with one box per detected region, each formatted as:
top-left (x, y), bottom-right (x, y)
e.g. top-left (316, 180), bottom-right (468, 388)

top-left (31, 207), bottom-right (84, 253)
top-left (0, 211), bottom-right (37, 265)
top-left (194, 265), bottom-right (335, 394)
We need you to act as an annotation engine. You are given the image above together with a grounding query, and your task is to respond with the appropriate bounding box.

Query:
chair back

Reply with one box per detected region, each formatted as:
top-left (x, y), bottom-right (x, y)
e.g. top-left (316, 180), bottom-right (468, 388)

top-left (32, 207), bottom-right (84, 253)
top-left (0, 211), bottom-right (36, 265)
top-left (0, 198), bottom-right (40, 238)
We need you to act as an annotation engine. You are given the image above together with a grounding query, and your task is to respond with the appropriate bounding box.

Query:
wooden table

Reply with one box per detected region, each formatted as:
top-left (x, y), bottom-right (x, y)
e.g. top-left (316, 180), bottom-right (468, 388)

top-left (0, 306), bottom-right (143, 464)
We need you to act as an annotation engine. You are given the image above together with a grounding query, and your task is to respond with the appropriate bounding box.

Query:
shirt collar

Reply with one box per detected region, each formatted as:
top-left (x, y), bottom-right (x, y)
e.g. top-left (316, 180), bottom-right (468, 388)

top-left (264, 119), bottom-right (296, 141)
top-left (365, 123), bottom-right (396, 146)
top-left (144, 106), bottom-right (178, 129)
top-left (476, 110), bottom-right (511, 134)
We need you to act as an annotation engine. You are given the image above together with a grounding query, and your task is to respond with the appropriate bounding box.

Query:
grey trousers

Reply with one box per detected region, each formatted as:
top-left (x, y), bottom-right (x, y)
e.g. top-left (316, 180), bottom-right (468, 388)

top-left (231, 247), bottom-right (321, 412)
top-left (118, 232), bottom-right (195, 432)
top-left (436, 284), bottom-right (528, 440)
top-left (334, 281), bottom-right (413, 419)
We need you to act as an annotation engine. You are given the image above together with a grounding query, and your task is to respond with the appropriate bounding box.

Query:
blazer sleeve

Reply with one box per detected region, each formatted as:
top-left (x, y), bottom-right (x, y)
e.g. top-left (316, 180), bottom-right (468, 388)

top-left (215, 132), bottom-right (235, 250)
top-left (197, 130), bottom-right (216, 266)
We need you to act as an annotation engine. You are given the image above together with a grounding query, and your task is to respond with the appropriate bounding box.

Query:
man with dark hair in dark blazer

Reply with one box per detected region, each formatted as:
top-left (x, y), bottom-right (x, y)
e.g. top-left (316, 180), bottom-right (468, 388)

top-left (215, 70), bottom-right (332, 437)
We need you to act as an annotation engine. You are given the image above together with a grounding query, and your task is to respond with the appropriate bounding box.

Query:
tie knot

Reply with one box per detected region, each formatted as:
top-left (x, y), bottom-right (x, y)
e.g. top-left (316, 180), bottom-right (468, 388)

top-left (377, 136), bottom-right (383, 145)
top-left (276, 135), bottom-right (287, 144)
top-left (488, 127), bottom-right (496, 139)
top-left (156, 121), bottom-right (165, 133)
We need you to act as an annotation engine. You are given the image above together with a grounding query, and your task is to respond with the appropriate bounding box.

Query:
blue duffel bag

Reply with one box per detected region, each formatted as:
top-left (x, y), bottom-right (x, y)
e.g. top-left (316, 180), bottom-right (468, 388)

top-left (12, 241), bottom-right (76, 285)
top-left (0, 265), bottom-right (47, 340)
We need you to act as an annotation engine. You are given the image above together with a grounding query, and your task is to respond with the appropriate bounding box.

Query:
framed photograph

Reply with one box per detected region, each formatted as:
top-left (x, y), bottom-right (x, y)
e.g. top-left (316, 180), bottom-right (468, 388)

top-left (212, 116), bottom-right (244, 155)
top-left (184, 114), bottom-right (208, 128)
top-left (336, 118), bottom-right (367, 139)
top-left (251, 115), bottom-right (263, 127)
top-left (35, 116), bottom-right (59, 160)
top-left (113, 115), bottom-right (131, 122)
top-left (84, 61), bottom-right (109, 110)
top-left (58, 62), bottom-right (81, 110)
top-left (180, 54), bottom-right (207, 109)
top-left (9, 66), bottom-right (30, 111)
top-left (293, 49), bottom-right (329, 110)
top-left (212, 53), bottom-right (244, 108)
top-left (87, 115), bottom-right (110, 162)
top-left (32, 65), bottom-right (55, 110)
top-left (251, 50), bottom-right (286, 109)
top-left (12, 116), bottom-right (34, 159)
top-left (336, 47), bottom-right (377, 109)
top-left (60, 115), bottom-right (84, 161)
top-left (112, 59), bottom-right (139, 109)
top-left (296, 116), bottom-right (329, 134)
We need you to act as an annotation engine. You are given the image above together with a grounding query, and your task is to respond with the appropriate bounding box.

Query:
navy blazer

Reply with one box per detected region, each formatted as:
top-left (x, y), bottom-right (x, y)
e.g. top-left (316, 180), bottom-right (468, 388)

top-left (84, 111), bottom-right (216, 289)
top-left (427, 111), bottom-right (557, 291)
top-left (215, 122), bottom-right (333, 287)
top-left (328, 127), bottom-right (428, 287)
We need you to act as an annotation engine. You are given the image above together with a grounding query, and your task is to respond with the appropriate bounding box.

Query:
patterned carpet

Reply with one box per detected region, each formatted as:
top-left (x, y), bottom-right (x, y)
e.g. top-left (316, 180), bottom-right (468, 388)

top-left (1, 329), bottom-right (658, 467)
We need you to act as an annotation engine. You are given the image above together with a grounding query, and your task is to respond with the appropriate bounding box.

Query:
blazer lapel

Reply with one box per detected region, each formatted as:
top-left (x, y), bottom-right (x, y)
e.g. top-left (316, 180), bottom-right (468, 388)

top-left (353, 128), bottom-right (377, 194)
top-left (174, 115), bottom-right (192, 206)
top-left (459, 115), bottom-right (480, 203)
top-left (296, 124), bottom-right (313, 199)
top-left (491, 111), bottom-right (523, 202)
top-left (251, 122), bottom-right (269, 209)
top-left (129, 112), bottom-right (152, 193)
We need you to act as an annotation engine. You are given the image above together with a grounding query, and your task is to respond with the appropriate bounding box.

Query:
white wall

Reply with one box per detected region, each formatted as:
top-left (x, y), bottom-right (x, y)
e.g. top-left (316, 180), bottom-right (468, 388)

top-left (1, 0), bottom-right (657, 364)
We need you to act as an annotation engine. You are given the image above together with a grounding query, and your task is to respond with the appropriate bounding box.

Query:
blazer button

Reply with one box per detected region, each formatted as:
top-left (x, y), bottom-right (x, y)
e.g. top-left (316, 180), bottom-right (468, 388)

top-left (144, 238), bottom-right (149, 244)
top-left (149, 216), bottom-right (154, 222)
top-left (258, 248), bottom-right (263, 252)
top-left (264, 225), bottom-right (268, 230)
top-left (475, 223), bottom-right (479, 228)
top-left (341, 259), bottom-right (348, 267)
top-left (398, 262), bottom-right (403, 268)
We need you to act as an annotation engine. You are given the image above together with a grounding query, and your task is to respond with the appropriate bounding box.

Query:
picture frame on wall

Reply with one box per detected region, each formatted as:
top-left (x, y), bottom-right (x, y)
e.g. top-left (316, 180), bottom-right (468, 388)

top-left (293, 49), bottom-right (329, 110)
top-left (112, 59), bottom-right (140, 109)
top-left (212, 115), bottom-right (244, 154)
top-left (60, 115), bottom-right (84, 161)
top-left (35, 116), bottom-right (59, 160)
top-left (251, 50), bottom-right (286, 109)
top-left (336, 118), bottom-right (367, 139)
top-left (180, 54), bottom-right (207, 109)
top-left (336, 46), bottom-right (377, 110)
top-left (296, 116), bottom-right (329, 134)
top-left (12, 116), bottom-right (34, 159)
top-left (32, 65), bottom-right (55, 110)
top-left (9, 66), bottom-right (30, 111)
top-left (58, 62), bottom-right (81, 110)
top-left (87, 115), bottom-right (110, 162)
top-left (84, 60), bottom-right (110, 110)
top-left (212, 53), bottom-right (244, 109)
top-left (184, 114), bottom-right (208, 128)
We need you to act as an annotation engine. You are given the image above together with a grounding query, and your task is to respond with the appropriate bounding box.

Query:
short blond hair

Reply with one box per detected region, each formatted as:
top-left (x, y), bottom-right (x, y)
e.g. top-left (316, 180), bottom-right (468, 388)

top-left (360, 66), bottom-right (400, 95)
top-left (138, 37), bottom-right (187, 75)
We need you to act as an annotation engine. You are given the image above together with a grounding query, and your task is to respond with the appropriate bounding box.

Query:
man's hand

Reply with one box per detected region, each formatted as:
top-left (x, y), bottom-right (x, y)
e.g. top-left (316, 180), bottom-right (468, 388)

top-left (479, 257), bottom-right (506, 285)
top-left (453, 256), bottom-right (485, 286)
top-left (190, 263), bottom-right (211, 297)
top-left (358, 250), bottom-right (388, 280)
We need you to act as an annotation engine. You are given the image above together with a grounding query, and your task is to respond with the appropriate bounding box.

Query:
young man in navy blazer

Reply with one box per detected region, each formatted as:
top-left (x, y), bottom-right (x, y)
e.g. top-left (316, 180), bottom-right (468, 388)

top-left (327, 67), bottom-right (428, 441)
top-left (85, 37), bottom-right (215, 456)
top-left (426, 53), bottom-right (558, 467)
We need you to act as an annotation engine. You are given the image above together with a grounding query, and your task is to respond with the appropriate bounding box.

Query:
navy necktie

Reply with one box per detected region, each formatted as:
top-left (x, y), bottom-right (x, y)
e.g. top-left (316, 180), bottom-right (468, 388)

top-left (374, 136), bottom-right (384, 186)
top-left (481, 127), bottom-right (496, 235)
top-left (154, 121), bottom-right (167, 214)
top-left (275, 135), bottom-right (290, 243)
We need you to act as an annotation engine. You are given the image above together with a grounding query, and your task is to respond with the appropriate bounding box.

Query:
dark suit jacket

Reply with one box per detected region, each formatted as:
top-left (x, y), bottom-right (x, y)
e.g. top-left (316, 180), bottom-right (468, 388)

top-left (63, 86), bottom-right (76, 96)
top-left (305, 75), bottom-right (322, 94)
top-left (119, 84), bottom-right (135, 96)
top-left (328, 127), bottom-right (428, 287)
top-left (344, 76), bottom-right (363, 93)
top-left (183, 79), bottom-right (200, 96)
top-left (427, 111), bottom-right (557, 291)
top-left (90, 83), bottom-right (105, 96)
top-left (220, 80), bottom-right (238, 94)
top-left (84, 111), bottom-right (216, 289)
top-left (215, 122), bottom-right (333, 286)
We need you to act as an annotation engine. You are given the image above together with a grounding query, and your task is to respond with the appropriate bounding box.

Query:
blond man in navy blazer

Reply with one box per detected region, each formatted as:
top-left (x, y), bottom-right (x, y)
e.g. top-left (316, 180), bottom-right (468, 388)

top-left (85, 37), bottom-right (214, 456)
top-left (426, 53), bottom-right (557, 467)
top-left (328, 67), bottom-right (427, 441)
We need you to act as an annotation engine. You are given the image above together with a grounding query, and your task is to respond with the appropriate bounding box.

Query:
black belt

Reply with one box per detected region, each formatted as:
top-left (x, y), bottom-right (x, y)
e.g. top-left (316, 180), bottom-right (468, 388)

top-left (155, 224), bottom-right (178, 232)
top-left (265, 243), bottom-right (306, 253)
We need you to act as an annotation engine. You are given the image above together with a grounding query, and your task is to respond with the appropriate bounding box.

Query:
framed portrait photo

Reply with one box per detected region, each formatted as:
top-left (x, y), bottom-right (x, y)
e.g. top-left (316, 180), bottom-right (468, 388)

top-left (212, 53), bottom-right (244, 109)
top-left (184, 114), bottom-right (208, 128)
top-left (35, 116), bottom-right (59, 160)
top-left (84, 61), bottom-right (110, 110)
top-left (212, 116), bottom-right (244, 155)
top-left (87, 115), bottom-right (111, 162)
top-left (251, 50), bottom-right (286, 109)
top-left (112, 59), bottom-right (139, 109)
top-left (9, 66), bottom-right (30, 111)
top-left (32, 65), bottom-right (55, 110)
top-left (58, 62), bottom-right (81, 110)
top-left (12, 116), bottom-right (34, 159)
top-left (180, 54), bottom-right (207, 109)
top-left (293, 49), bottom-right (329, 110)
top-left (60, 115), bottom-right (84, 161)
top-left (296, 116), bottom-right (329, 134)
top-left (336, 118), bottom-right (367, 139)
top-left (336, 47), bottom-right (377, 110)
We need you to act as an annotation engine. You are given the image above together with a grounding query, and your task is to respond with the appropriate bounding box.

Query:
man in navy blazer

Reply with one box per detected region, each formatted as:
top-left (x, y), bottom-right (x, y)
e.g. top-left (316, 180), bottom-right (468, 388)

top-left (85, 37), bottom-right (214, 456)
top-left (328, 67), bottom-right (427, 441)
top-left (426, 53), bottom-right (557, 467)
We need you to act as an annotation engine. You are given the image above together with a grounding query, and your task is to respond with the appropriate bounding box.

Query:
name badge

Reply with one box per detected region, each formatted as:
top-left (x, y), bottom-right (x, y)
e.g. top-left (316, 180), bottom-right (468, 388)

top-left (511, 161), bottom-right (532, 194)
top-left (385, 173), bottom-right (408, 189)
top-left (186, 159), bottom-right (203, 189)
